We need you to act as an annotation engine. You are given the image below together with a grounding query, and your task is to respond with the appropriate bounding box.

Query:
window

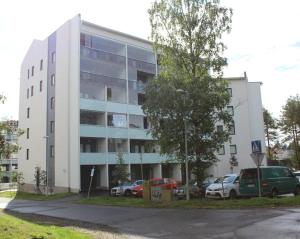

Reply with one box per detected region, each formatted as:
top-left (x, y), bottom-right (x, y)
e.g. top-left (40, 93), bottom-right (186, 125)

top-left (227, 88), bottom-right (232, 97)
top-left (228, 123), bottom-right (235, 135)
top-left (31, 86), bottom-right (34, 96)
top-left (230, 145), bottom-right (237, 154)
top-left (26, 149), bottom-right (29, 160)
top-left (218, 145), bottom-right (225, 155)
top-left (50, 145), bottom-right (54, 157)
top-left (26, 128), bottom-right (29, 139)
top-left (31, 66), bottom-right (34, 76)
top-left (50, 97), bottom-right (55, 109)
top-left (50, 121), bottom-right (55, 133)
top-left (51, 52), bottom-right (56, 63)
top-left (108, 138), bottom-right (128, 152)
top-left (39, 81), bottom-right (42, 92)
top-left (27, 107), bottom-right (30, 118)
top-left (40, 59), bottom-right (43, 71)
top-left (227, 106), bottom-right (234, 116)
top-left (27, 69), bottom-right (30, 79)
top-left (51, 74), bottom-right (55, 86)
top-left (107, 113), bottom-right (127, 128)
top-left (26, 88), bottom-right (29, 99)
top-left (217, 125), bottom-right (223, 132)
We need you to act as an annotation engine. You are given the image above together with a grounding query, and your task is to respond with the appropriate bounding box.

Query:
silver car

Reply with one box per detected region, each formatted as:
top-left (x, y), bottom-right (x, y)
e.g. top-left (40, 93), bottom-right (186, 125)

top-left (205, 174), bottom-right (239, 199)
top-left (111, 180), bottom-right (143, 196)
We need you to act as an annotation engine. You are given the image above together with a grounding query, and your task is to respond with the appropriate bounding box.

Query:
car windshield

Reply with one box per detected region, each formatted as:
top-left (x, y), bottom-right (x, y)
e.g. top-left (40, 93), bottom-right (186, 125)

top-left (223, 176), bottom-right (236, 183)
top-left (214, 175), bottom-right (235, 184)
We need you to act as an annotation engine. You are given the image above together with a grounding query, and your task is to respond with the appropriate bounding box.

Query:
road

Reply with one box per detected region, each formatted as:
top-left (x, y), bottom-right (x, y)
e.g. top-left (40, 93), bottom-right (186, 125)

top-left (0, 197), bottom-right (300, 239)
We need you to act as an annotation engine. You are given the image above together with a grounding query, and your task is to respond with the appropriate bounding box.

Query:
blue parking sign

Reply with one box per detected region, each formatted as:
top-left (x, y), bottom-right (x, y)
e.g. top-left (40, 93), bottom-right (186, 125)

top-left (251, 140), bottom-right (262, 153)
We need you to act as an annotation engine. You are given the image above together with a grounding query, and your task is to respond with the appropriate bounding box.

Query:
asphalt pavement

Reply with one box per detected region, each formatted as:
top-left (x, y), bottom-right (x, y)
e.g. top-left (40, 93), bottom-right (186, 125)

top-left (0, 196), bottom-right (299, 239)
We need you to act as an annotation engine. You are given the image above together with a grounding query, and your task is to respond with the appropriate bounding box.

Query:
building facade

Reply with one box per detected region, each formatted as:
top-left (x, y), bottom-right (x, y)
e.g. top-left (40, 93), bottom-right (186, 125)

top-left (18, 15), bottom-right (266, 193)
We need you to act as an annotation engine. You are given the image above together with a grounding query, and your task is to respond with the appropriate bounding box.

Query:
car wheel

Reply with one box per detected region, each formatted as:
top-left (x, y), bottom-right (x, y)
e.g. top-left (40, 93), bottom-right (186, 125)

top-left (271, 188), bottom-right (278, 198)
top-left (229, 190), bottom-right (237, 199)
top-left (124, 190), bottom-right (131, 197)
top-left (294, 186), bottom-right (300, 196)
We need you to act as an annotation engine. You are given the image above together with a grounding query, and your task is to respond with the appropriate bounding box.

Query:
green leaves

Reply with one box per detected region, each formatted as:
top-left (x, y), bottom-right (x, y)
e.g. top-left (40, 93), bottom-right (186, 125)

top-left (145, 0), bottom-right (233, 182)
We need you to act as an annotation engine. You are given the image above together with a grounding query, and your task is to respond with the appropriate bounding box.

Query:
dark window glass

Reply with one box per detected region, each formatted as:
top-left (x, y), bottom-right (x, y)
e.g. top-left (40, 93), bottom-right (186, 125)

top-left (27, 88), bottom-right (29, 99)
top-left (107, 88), bottom-right (112, 101)
top-left (51, 52), bottom-right (56, 63)
top-left (217, 125), bottom-right (223, 132)
top-left (26, 149), bottom-right (29, 160)
top-left (51, 74), bottom-right (55, 86)
top-left (50, 97), bottom-right (55, 109)
top-left (50, 145), bottom-right (54, 157)
top-left (26, 128), bottom-right (29, 139)
top-left (230, 145), bottom-right (237, 154)
top-left (31, 86), bottom-right (34, 96)
top-left (227, 88), bottom-right (232, 97)
top-left (218, 145), bottom-right (225, 155)
top-left (27, 69), bottom-right (30, 79)
top-left (31, 66), bottom-right (34, 76)
top-left (229, 123), bottom-right (235, 135)
top-left (40, 81), bottom-right (42, 92)
top-left (40, 59), bottom-right (43, 71)
top-left (27, 108), bottom-right (30, 118)
top-left (50, 121), bottom-right (55, 133)
top-left (227, 106), bottom-right (234, 116)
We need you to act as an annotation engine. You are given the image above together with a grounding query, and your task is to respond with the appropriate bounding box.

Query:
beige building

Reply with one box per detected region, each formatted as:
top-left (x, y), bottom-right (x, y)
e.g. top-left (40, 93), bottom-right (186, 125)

top-left (18, 15), bottom-right (266, 193)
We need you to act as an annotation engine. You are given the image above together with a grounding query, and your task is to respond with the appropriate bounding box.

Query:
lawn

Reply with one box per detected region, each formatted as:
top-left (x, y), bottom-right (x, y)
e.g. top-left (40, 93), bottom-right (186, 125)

top-left (0, 210), bottom-right (92, 239)
top-left (79, 195), bottom-right (300, 209)
top-left (0, 191), bottom-right (74, 201)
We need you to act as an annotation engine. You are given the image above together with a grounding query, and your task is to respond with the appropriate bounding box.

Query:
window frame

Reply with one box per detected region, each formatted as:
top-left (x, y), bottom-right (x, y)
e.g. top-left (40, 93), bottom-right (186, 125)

top-left (230, 144), bottom-right (237, 154)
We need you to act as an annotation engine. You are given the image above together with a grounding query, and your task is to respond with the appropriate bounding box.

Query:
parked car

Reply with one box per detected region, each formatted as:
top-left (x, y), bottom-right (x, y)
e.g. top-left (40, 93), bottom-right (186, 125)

top-left (175, 177), bottom-right (216, 199)
top-left (131, 178), bottom-right (178, 197)
top-left (293, 171), bottom-right (300, 183)
top-left (239, 166), bottom-right (300, 197)
top-left (111, 180), bottom-right (143, 196)
top-left (205, 174), bottom-right (239, 199)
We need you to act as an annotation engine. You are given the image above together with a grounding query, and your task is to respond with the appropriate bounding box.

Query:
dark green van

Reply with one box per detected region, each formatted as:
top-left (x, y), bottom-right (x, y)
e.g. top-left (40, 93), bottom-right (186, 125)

top-left (239, 166), bottom-right (300, 197)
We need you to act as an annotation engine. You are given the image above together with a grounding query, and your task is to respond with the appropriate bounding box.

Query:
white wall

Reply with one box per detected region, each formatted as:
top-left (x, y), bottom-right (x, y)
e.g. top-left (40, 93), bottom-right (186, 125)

top-left (18, 39), bottom-right (48, 186)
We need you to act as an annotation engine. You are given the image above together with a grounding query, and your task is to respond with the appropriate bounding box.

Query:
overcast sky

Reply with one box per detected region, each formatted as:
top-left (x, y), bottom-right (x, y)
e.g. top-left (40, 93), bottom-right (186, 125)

top-left (0, 0), bottom-right (299, 120)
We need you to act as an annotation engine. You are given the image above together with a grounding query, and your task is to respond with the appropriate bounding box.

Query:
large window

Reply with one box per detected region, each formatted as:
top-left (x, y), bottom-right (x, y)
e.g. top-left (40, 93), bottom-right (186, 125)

top-left (80, 33), bottom-right (126, 56)
top-left (108, 138), bottom-right (128, 153)
top-left (80, 47), bottom-right (126, 80)
top-left (80, 72), bottom-right (126, 103)
top-left (80, 110), bottom-right (105, 126)
top-left (130, 140), bottom-right (158, 153)
top-left (80, 137), bottom-right (105, 153)
top-left (107, 113), bottom-right (127, 128)
top-left (129, 115), bottom-right (150, 129)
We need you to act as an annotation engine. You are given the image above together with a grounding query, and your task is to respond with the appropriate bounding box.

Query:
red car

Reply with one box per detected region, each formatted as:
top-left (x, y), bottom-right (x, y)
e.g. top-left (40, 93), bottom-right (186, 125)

top-left (131, 178), bottom-right (178, 197)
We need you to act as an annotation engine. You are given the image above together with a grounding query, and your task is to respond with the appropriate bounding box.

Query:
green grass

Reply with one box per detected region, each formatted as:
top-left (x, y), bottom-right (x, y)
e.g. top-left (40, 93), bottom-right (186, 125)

top-left (0, 211), bottom-right (92, 239)
top-left (78, 195), bottom-right (300, 209)
top-left (0, 191), bottom-right (75, 201)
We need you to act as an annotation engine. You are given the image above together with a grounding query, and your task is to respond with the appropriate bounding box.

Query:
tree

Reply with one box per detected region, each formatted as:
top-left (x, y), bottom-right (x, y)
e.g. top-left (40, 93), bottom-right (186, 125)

top-left (111, 152), bottom-right (130, 186)
top-left (263, 108), bottom-right (278, 160)
top-left (144, 0), bottom-right (233, 183)
top-left (280, 95), bottom-right (300, 168)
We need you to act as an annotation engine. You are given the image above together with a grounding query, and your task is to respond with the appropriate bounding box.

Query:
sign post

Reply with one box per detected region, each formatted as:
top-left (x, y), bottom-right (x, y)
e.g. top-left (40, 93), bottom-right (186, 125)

top-left (250, 140), bottom-right (264, 197)
top-left (87, 166), bottom-right (95, 199)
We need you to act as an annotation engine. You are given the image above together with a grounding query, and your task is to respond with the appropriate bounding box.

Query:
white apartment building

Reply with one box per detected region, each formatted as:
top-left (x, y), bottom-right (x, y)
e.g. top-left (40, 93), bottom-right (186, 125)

top-left (18, 15), bottom-right (266, 193)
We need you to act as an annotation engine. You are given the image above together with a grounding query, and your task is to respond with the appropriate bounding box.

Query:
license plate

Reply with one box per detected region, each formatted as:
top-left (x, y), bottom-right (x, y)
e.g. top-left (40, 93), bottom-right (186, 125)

top-left (248, 184), bottom-right (255, 187)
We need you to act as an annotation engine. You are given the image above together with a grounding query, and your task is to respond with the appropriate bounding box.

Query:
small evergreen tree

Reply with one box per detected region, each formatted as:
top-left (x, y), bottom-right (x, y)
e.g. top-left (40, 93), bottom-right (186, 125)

top-left (111, 152), bottom-right (130, 186)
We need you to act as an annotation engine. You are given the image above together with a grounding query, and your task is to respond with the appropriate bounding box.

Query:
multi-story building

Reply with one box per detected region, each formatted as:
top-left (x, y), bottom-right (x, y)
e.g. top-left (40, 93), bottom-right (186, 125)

top-left (18, 15), bottom-right (266, 193)
top-left (0, 120), bottom-right (18, 183)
